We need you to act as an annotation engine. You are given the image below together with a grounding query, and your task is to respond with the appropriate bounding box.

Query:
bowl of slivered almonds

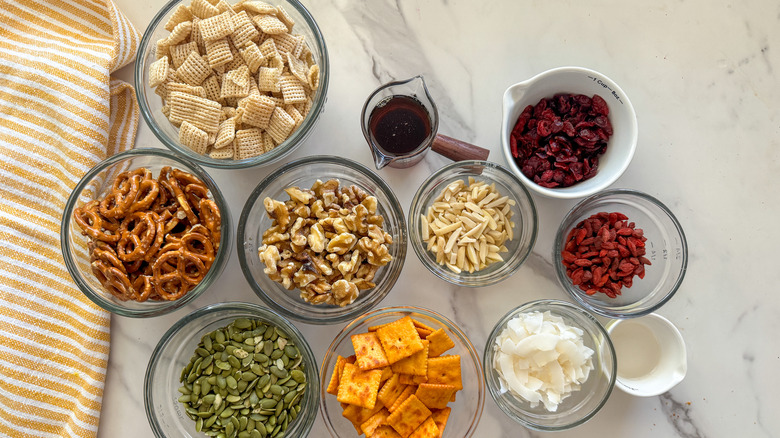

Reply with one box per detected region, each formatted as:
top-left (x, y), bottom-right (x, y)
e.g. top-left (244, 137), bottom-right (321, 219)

top-left (408, 160), bottom-right (537, 287)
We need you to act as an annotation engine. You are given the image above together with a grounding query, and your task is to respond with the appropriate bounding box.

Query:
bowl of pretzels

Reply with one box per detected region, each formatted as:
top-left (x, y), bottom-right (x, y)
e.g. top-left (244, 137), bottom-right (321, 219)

top-left (61, 148), bottom-right (231, 317)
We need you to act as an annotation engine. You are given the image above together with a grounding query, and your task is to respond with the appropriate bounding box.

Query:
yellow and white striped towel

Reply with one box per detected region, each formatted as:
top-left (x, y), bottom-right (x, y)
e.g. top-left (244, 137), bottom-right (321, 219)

top-left (0, 1), bottom-right (139, 436)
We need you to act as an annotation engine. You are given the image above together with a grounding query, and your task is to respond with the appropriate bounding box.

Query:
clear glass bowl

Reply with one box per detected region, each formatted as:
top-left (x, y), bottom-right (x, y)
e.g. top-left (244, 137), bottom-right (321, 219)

top-left (320, 306), bottom-right (484, 437)
top-left (237, 156), bottom-right (407, 324)
top-left (135, 0), bottom-right (330, 169)
top-left (408, 160), bottom-right (538, 287)
top-left (144, 302), bottom-right (319, 437)
top-left (60, 148), bottom-right (231, 318)
top-left (553, 189), bottom-right (688, 318)
top-left (483, 299), bottom-right (616, 431)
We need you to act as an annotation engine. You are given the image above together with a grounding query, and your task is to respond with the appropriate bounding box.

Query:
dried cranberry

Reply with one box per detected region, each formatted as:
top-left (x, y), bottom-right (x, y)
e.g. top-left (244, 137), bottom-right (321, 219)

top-left (510, 93), bottom-right (612, 188)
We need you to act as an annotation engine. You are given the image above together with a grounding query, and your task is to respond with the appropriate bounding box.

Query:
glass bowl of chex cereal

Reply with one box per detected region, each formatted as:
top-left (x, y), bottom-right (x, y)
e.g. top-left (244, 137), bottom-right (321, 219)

top-left (135, 0), bottom-right (329, 168)
top-left (320, 306), bottom-right (485, 437)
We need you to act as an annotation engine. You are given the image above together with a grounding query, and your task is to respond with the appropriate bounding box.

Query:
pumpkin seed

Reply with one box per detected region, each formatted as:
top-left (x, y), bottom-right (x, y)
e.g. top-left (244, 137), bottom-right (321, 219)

top-left (178, 318), bottom-right (307, 438)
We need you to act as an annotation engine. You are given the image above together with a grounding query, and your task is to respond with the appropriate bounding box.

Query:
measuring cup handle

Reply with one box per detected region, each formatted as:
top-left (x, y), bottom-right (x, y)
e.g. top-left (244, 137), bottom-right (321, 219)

top-left (431, 134), bottom-right (490, 162)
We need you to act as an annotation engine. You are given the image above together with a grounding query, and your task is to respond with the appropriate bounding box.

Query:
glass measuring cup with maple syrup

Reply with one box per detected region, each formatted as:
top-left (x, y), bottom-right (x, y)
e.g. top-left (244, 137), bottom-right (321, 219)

top-left (361, 76), bottom-right (439, 169)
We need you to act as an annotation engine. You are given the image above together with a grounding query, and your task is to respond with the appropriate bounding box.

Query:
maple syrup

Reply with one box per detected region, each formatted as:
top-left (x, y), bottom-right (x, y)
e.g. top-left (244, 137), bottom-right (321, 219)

top-left (368, 95), bottom-right (432, 155)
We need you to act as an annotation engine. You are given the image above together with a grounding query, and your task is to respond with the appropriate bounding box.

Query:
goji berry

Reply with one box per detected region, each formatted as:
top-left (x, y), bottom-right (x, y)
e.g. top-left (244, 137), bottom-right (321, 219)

top-left (561, 211), bottom-right (650, 299)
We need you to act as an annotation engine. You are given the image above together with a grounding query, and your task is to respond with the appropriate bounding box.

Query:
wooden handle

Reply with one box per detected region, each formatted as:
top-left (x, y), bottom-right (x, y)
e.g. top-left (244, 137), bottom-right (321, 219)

top-left (431, 134), bottom-right (490, 162)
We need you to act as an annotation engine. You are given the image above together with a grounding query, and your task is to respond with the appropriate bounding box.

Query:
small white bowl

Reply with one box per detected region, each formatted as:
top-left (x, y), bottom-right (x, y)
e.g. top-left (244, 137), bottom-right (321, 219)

top-left (500, 67), bottom-right (638, 199)
top-left (606, 313), bottom-right (687, 397)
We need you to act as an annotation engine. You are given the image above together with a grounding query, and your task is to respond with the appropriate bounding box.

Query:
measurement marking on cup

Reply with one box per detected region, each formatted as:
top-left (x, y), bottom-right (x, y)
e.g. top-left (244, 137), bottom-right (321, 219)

top-left (587, 75), bottom-right (623, 104)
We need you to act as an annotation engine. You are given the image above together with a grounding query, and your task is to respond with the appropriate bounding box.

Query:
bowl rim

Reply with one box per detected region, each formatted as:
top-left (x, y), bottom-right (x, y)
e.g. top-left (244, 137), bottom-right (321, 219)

top-left (60, 148), bottom-right (232, 318)
top-left (134, 0), bottom-right (331, 169)
top-left (552, 188), bottom-right (688, 318)
top-left (482, 298), bottom-right (616, 431)
top-left (318, 305), bottom-right (485, 438)
top-left (407, 159), bottom-right (538, 287)
top-left (236, 155), bottom-right (408, 324)
top-left (143, 301), bottom-right (320, 438)
top-left (500, 66), bottom-right (638, 199)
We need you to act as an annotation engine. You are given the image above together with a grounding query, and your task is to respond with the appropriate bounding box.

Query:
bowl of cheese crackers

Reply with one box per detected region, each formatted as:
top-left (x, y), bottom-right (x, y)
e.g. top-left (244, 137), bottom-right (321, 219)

top-left (320, 306), bottom-right (484, 437)
top-left (136, 0), bottom-right (329, 168)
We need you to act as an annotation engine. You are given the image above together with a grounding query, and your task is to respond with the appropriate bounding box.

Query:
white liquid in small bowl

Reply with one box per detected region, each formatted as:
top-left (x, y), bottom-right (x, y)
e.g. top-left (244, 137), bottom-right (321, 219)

top-left (606, 314), bottom-right (686, 397)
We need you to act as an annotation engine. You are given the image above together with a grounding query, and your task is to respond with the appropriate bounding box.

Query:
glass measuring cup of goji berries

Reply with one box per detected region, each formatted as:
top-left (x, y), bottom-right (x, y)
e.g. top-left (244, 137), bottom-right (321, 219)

top-left (553, 189), bottom-right (688, 318)
top-left (361, 75), bottom-right (490, 169)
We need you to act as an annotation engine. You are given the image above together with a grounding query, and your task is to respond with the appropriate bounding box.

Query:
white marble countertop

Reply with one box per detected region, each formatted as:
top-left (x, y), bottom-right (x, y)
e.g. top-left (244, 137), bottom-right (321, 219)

top-left (104, 0), bottom-right (780, 437)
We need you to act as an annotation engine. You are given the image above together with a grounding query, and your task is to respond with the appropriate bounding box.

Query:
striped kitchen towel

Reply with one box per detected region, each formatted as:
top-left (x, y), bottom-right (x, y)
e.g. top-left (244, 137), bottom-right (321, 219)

top-left (0, 1), bottom-right (139, 437)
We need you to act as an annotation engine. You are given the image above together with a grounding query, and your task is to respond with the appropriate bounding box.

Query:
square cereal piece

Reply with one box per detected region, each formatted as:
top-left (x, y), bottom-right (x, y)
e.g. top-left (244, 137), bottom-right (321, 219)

top-left (337, 362), bottom-right (383, 410)
top-left (377, 374), bottom-right (407, 408)
top-left (177, 51), bottom-right (212, 86)
top-left (239, 41), bottom-right (265, 73)
top-left (262, 129), bottom-right (276, 153)
top-left (199, 11), bottom-right (235, 42)
top-left (201, 75), bottom-right (222, 102)
top-left (342, 400), bottom-right (384, 428)
top-left (253, 14), bottom-right (288, 34)
top-left (388, 386), bottom-right (415, 413)
top-left (361, 408), bottom-right (391, 436)
top-left (148, 57), bottom-right (169, 88)
top-left (209, 147), bottom-right (233, 159)
top-left (369, 425), bottom-right (403, 438)
top-left (352, 332), bottom-right (390, 371)
top-left (266, 106), bottom-right (295, 144)
top-left (220, 65), bottom-right (251, 99)
top-left (168, 91), bottom-right (221, 133)
top-left (179, 121), bottom-right (209, 155)
top-left (275, 5), bottom-right (295, 30)
top-left (242, 0), bottom-right (277, 15)
top-left (205, 37), bottom-right (233, 68)
top-left (386, 395), bottom-right (432, 438)
top-left (391, 340), bottom-right (428, 376)
top-left (235, 128), bottom-right (265, 159)
top-left (425, 329), bottom-right (455, 358)
top-left (286, 52), bottom-right (309, 85)
top-left (430, 407), bottom-right (451, 438)
top-left (214, 0), bottom-right (235, 15)
top-left (426, 355), bottom-right (462, 390)
top-left (164, 4), bottom-right (193, 32)
top-left (257, 66), bottom-right (281, 92)
top-left (230, 10), bottom-right (259, 48)
top-left (257, 38), bottom-right (279, 59)
top-left (414, 384), bottom-right (457, 410)
top-left (271, 32), bottom-right (300, 55)
top-left (214, 117), bottom-right (235, 149)
top-left (376, 316), bottom-right (424, 364)
top-left (164, 21), bottom-right (193, 46)
top-left (408, 417), bottom-right (439, 438)
top-left (279, 74), bottom-right (307, 105)
top-left (170, 41), bottom-right (199, 69)
top-left (308, 64), bottom-right (320, 90)
top-left (241, 94), bottom-right (275, 129)
top-left (327, 355), bottom-right (348, 396)
top-left (166, 82), bottom-right (205, 97)
top-left (191, 0), bottom-right (219, 19)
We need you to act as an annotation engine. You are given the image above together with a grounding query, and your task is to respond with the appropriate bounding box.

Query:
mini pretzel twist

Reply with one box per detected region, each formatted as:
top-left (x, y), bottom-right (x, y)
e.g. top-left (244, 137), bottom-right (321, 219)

top-left (73, 167), bottom-right (222, 302)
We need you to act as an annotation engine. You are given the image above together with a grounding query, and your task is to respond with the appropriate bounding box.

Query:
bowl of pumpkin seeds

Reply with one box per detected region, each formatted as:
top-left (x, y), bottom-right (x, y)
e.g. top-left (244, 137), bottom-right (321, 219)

top-left (144, 302), bottom-right (319, 438)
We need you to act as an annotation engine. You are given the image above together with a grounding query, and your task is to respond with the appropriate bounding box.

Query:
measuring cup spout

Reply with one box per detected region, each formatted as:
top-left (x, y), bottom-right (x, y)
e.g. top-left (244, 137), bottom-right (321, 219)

top-left (371, 149), bottom-right (393, 170)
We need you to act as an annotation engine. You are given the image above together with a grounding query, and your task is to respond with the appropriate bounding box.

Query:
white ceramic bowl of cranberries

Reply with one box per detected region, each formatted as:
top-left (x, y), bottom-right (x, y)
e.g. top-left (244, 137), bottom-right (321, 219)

top-left (500, 66), bottom-right (638, 199)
